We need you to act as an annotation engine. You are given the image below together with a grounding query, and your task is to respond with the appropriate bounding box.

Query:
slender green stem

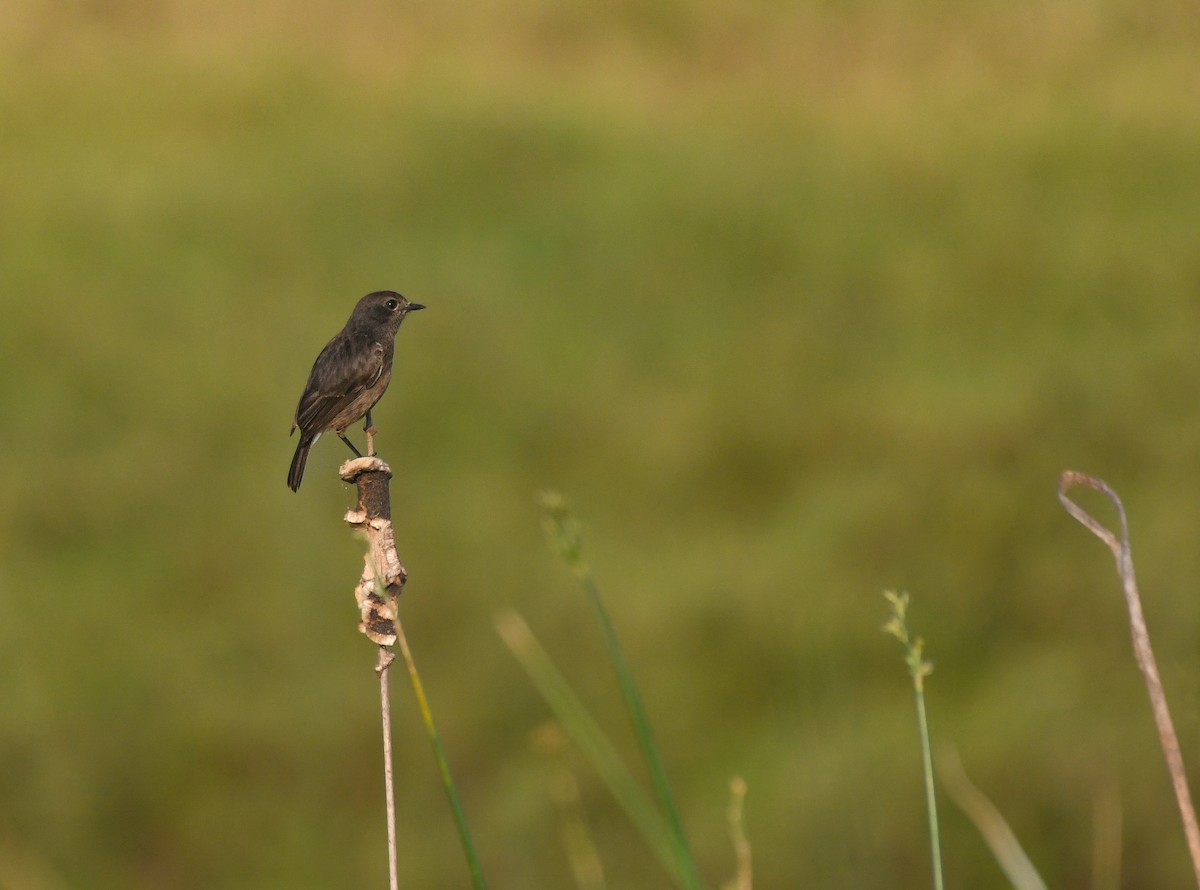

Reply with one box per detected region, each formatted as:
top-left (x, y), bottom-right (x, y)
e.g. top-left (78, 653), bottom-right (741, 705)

top-left (578, 573), bottom-right (704, 890)
top-left (883, 591), bottom-right (943, 890)
top-left (914, 687), bottom-right (944, 890)
top-left (538, 493), bottom-right (705, 890)
top-left (497, 611), bottom-right (680, 880)
top-left (395, 616), bottom-right (489, 890)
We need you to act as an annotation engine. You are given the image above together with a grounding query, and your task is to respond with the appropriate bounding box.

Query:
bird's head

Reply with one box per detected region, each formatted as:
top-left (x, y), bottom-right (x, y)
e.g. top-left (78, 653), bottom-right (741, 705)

top-left (353, 290), bottom-right (426, 334)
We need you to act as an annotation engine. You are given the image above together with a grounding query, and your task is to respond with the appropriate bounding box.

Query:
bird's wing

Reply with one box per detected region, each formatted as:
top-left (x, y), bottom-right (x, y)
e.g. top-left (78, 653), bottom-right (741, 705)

top-left (293, 332), bottom-right (387, 433)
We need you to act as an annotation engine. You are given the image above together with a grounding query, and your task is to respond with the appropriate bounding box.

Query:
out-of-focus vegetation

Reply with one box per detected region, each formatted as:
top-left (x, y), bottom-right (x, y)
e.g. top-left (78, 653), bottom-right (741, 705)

top-left (2, 1), bottom-right (1199, 886)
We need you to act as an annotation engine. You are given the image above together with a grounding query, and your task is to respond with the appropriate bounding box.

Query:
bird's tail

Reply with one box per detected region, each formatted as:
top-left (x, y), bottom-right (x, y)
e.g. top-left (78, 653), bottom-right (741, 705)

top-left (288, 435), bottom-right (315, 491)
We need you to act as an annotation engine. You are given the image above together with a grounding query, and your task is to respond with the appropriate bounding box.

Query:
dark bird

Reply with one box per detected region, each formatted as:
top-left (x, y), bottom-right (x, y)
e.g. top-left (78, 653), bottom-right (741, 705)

top-left (288, 291), bottom-right (424, 491)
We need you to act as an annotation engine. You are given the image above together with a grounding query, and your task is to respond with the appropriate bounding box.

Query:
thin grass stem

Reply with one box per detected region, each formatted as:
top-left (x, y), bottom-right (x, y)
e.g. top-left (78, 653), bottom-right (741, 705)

top-left (395, 616), bottom-right (489, 890)
top-left (724, 777), bottom-right (752, 890)
top-left (379, 656), bottom-right (399, 890)
top-left (883, 591), bottom-right (944, 890)
top-left (915, 690), bottom-right (943, 890)
top-left (497, 610), bottom-right (681, 882)
top-left (539, 492), bottom-right (704, 890)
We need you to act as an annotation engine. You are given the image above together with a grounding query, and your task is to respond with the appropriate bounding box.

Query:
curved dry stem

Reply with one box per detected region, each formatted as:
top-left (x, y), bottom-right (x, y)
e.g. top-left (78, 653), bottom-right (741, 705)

top-left (937, 746), bottom-right (1046, 890)
top-left (1058, 471), bottom-right (1200, 887)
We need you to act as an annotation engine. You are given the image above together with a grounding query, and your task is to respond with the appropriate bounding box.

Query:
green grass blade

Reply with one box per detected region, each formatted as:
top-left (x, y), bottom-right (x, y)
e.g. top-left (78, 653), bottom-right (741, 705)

top-left (938, 746), bottom-right (1048, 890)
top-left (497, 610), bottom-right (683, 883)
top-left (539, 493), bottom-right (705, 890)
top-left (578, 572), bottom-right (705, 890)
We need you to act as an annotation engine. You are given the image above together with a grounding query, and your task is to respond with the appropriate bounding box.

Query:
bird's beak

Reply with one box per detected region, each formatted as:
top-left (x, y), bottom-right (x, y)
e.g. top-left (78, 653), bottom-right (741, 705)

top-left (408, 303), bottom-right (426, 311)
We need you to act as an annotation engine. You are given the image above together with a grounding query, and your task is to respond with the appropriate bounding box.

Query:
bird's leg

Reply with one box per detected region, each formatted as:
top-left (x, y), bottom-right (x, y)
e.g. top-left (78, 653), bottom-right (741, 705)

top-left (363, 409), bottom-right (377, 457)
top-left (337, 430), bottom-right (363, 458)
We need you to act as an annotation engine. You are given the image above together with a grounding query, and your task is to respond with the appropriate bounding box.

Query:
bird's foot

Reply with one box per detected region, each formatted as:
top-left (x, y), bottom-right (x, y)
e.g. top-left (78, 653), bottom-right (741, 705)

top-left (337, 431), bottom-right (363, 458)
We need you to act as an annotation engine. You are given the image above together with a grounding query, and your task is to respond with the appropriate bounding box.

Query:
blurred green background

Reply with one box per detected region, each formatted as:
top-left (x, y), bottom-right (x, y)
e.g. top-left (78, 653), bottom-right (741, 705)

top-left (2, 0), bottom-right (1200, 886)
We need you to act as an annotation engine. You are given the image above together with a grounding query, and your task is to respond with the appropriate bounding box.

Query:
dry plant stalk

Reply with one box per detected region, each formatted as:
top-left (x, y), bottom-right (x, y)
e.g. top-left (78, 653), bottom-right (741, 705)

top-left (342, 456), bottom-right (408, 655)
top-left (341, 455), bottom-right (408, 890)
top-left (1058, 470), bottom-right (1200, 887)
top-left (724, 777), bottom-right (752, 890)
top-left (937, 746), bottom-right (1046, 890)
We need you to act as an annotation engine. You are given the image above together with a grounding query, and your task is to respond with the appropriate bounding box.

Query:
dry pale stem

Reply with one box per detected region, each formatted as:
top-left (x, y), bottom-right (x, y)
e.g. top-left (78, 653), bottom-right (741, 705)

top-left (342, 457), bottom-right (406, 646)
top-left (1059, 470), bottom-right (1200, 888)
top-left (340, 456), bottom-right (407, 890)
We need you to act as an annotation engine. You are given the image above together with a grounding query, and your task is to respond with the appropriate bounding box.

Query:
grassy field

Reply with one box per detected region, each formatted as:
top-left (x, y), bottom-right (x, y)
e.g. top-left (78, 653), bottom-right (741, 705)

top-left (3, 1), bottom-right (1200, 886)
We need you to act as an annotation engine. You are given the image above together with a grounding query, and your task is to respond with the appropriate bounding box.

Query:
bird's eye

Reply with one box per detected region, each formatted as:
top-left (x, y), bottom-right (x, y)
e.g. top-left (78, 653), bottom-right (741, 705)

top-left (385, 298), bottom-right (399, 310)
